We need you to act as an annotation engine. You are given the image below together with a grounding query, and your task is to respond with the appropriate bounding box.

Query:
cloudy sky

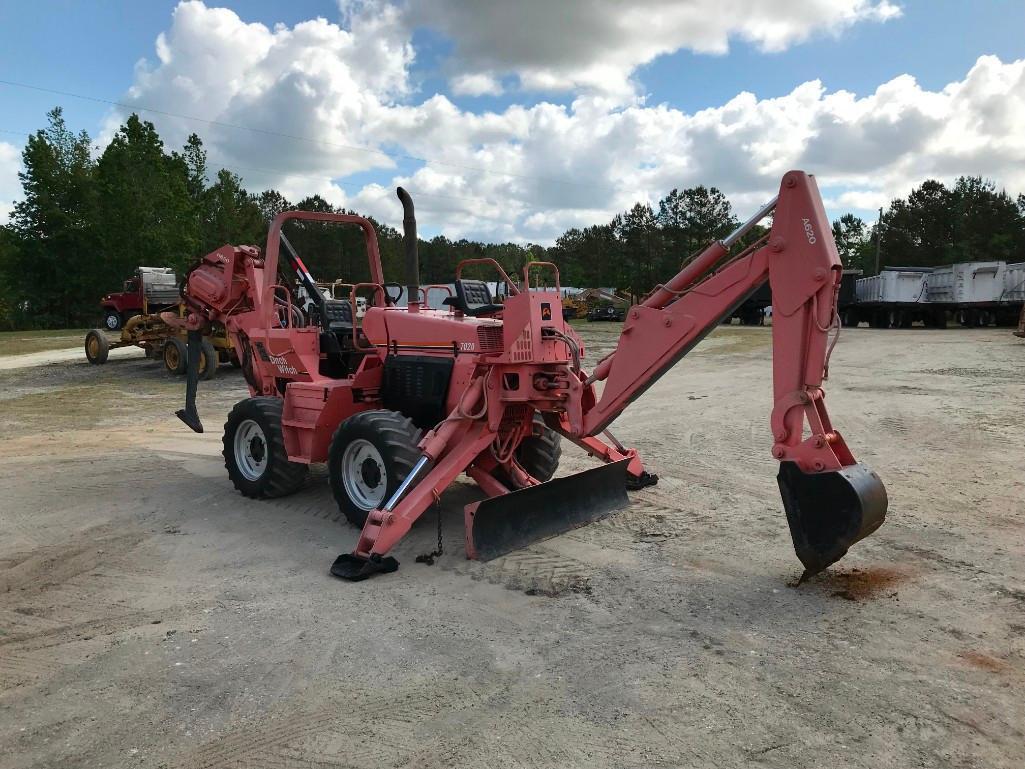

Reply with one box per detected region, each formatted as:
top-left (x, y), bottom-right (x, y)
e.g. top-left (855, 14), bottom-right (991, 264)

top-left (1, 1), bottom-right (1024, 243)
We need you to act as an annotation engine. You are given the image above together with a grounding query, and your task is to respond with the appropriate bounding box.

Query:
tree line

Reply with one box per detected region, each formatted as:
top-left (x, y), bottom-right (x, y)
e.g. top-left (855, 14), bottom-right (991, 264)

top-left (2, 107), bottom-right (1024, 329)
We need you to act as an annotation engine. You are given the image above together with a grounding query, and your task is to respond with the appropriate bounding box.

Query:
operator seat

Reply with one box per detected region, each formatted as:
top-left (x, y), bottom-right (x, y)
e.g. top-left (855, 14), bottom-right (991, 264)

top-left (316, 298), bottom-right (367, 378)
top-left (443, 279), bottom-right (504, 317)
top-left (320, 298), bottom-right (353, 332)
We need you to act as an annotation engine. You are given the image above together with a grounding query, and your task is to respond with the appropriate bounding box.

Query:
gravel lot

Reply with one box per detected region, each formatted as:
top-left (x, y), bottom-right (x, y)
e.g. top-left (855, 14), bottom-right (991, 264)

top-left (1, 324), bottom-right (1023, 769)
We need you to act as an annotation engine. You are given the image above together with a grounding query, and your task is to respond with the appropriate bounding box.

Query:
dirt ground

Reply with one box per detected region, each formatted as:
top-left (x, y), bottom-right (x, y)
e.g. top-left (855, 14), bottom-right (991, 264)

top-left (1, 324), bottom-right (1023, 769)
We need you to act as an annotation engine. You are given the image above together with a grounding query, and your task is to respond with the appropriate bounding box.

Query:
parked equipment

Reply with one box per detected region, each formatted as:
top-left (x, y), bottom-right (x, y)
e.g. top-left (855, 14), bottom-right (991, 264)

top-left (562, 288), bottom-right (629, 321)
top-left (100, 267), bottom-right (180, 330)
top-left (88, 266), bottom-right (238, 374)
top-left (170, 171), bottom-right (887, 582)
top-left (586, 304), bottom-right (626, 322)
top-left (84, 313), bottom-right (234, 378)
top-left (846, 261), bottom-right (1025, 328)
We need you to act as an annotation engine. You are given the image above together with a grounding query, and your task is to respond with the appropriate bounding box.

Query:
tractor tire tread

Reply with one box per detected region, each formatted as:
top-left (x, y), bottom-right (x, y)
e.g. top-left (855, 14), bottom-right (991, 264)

top-left (223, 397), bottom-right (308, 499)
top-left (328, 410), bottom-right (423, 528)
top-left (494, 413), bottom-right (562, 486)
top-left (85, 329), bottom-right (110, 365)
top-left (164, 337), bottom-right (187, 375)
top-left (199, 338), bottom-right (218, 381)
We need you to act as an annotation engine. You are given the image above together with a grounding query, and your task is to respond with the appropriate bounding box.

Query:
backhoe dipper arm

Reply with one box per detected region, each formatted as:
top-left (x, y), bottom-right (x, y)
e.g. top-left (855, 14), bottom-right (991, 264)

top-left (581, 170), bottom-right (887, 579)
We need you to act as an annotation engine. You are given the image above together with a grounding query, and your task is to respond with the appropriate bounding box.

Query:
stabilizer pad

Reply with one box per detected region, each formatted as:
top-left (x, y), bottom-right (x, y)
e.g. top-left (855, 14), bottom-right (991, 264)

top-left (330, 553), bottom-right (400, 581)
top-left (470, 459), bottom-right (631, 561)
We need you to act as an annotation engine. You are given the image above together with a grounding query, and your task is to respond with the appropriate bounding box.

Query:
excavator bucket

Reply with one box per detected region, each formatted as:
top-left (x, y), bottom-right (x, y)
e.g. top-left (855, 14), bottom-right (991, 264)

top-left (469, 459), bottom-right (631, 561)
top-left (777, 462), bottom-right (887, 581)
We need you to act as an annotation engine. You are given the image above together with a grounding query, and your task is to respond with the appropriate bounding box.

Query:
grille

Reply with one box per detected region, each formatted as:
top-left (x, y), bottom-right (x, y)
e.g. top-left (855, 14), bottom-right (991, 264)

top-left (476, 325), bottom-right (504, 353)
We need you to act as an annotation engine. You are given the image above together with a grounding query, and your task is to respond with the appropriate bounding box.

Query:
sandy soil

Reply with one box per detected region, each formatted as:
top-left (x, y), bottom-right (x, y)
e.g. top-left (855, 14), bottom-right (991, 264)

top-left (1, 325), bottom-right (1023, 769)
top-left (0, 345), bottom-right (146, 371)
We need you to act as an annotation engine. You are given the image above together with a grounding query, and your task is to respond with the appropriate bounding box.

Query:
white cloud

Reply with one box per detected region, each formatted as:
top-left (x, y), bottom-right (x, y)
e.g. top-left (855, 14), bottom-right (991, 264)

top-left (0, 142), bottom-right (21, 224)
top-left (402, 0), bottom-right (901, 97)
top-left (106, 0), bottom-right (414, 184)
top-left (449, 73), bottom-right (503, 97)
top-left (104, 2), bottom-right (1025, 245)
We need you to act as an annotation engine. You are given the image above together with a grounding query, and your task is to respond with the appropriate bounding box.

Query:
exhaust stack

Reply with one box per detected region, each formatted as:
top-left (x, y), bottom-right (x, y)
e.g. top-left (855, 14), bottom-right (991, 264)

top-left (396, 187), bottom-right (420, 312)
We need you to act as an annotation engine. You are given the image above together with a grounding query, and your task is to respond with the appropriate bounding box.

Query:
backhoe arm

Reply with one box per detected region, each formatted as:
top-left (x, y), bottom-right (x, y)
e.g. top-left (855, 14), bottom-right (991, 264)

top-left (581, 170), bottom-right (887, 578)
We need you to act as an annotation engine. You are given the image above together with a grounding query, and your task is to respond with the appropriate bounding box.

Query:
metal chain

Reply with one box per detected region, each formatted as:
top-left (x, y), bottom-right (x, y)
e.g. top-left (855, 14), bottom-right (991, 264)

top-left (415, 501), bottom-right (444, 566)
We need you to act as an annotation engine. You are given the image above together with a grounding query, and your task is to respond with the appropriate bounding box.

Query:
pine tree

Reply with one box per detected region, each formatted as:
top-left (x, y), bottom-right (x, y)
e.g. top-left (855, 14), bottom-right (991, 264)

top-left (8, 107), bottom-right (98, 326)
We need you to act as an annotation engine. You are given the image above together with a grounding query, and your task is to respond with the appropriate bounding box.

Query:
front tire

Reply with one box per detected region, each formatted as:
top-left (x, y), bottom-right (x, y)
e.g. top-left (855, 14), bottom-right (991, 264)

top-left (223, 398), bottom-right (308, 498)
top-left (104, 310), bottom-right (123, 331)
top-left (328, 410), bottom-right (422, 527)
top-left (85, 329), bottom-right (110, 364)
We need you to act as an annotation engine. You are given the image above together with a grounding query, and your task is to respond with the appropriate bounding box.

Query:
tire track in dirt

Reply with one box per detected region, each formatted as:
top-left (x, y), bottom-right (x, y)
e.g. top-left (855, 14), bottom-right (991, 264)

top-left (0, 526), bottom-right (147, 596)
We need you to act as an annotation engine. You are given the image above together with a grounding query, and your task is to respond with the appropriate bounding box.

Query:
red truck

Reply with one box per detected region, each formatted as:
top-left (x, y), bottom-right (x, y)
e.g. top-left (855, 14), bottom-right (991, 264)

top-left (100, 267), bottom-right (180, 330)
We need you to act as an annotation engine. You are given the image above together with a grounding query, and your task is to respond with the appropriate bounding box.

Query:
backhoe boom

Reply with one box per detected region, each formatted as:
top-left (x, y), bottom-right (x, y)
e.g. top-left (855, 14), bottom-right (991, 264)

top-left (576, 170), bottom-right (887, 577)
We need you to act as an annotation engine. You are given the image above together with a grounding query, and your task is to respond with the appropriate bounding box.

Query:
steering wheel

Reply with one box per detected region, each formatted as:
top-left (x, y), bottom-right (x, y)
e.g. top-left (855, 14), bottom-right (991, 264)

top-left (382, 283), bottom-right (403, 306)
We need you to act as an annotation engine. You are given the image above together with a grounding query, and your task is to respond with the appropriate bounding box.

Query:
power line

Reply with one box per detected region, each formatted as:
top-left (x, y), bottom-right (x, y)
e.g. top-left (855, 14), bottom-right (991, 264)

top-left (0, 125), bottom-right (536, 227)
top-left (0, 124), bottom-right (530, 216)
top-left (0, 78), bottom-right (594, 189)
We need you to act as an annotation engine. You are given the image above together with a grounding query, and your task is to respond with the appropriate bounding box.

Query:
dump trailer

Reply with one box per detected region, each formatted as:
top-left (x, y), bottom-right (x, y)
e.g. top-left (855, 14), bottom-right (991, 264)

top-left (166, 170), bottom-right (887, 585)
top-left (927, 261), bottom-right (1010, 327)
top-left (850, 267), bottom-right (942, 328)
top-left (847, 261), bottom-right (1024, 329)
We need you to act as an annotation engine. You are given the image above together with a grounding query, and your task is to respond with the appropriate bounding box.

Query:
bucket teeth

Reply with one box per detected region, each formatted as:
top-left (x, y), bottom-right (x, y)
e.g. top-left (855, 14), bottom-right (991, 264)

top-left (469, 459), bottom-right (631, 561)
top-left (777, 462), bottom-right (888, 579)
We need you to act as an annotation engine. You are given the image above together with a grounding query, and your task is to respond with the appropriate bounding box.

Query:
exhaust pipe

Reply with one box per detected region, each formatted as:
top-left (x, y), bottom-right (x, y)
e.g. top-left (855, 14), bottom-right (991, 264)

top-left (396, 187), bottom-right (420, 312)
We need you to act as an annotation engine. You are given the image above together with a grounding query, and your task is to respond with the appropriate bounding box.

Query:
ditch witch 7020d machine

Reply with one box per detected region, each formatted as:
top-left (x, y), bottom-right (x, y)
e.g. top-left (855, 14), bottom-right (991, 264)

top-left (169, 170), bottom-right (887, 581)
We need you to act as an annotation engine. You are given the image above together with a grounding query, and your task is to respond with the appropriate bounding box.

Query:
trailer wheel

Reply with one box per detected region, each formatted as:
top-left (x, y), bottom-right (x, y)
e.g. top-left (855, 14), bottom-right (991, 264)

top-left (103, 310), bottom-right (123, 331)
top-left (328, 410), bottom-right (423, 527)
top-left (198, 338), bottom-right (218, 381)
top-left (164, 337), bottom-right (187, 374)
top-left (85, 329), bottom-right (110, 364)
top-left (223, 397), bottom-right (308, 499)
top-left (493, 414), bottom-right (562, 488)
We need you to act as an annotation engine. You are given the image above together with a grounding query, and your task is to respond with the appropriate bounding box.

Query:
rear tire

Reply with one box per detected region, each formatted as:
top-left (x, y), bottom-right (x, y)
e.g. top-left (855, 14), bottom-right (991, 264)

top-left (328, 410), bottom-right (422, 528)
top-left (223, 397), bottom-right (308, 498)
top-left (494, 414), bottom-right (562, 488)
top-left (164, 337), bottom-right (187, 374)
top-left (85, 329), bottom-right (110, 364)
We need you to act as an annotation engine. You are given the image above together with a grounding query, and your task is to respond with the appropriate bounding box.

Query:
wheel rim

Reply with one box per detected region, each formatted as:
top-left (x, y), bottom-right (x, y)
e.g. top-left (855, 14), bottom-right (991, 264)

top-left (341, 439), bottom-right (387, 510)
top-left (105, 314), bottom-right (119, 329)
top-left (234, 419), bottom-right (268, 482)
top-left (87, 336), bottom-right (99, 358)
top-left (165, 345), bottom-right (180, 370)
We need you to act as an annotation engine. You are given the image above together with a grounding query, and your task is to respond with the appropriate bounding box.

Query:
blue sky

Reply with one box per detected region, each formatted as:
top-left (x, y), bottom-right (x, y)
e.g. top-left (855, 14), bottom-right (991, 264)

top-left (1, 1), bottom-right (1024, 240)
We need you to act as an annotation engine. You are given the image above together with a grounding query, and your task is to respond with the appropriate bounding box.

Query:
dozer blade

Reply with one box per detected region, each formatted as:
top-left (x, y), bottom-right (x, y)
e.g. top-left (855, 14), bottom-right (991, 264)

top-left (777, 461), bottom-right (888, 581)
top-left (470, 459), bottom-right (631, 561)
